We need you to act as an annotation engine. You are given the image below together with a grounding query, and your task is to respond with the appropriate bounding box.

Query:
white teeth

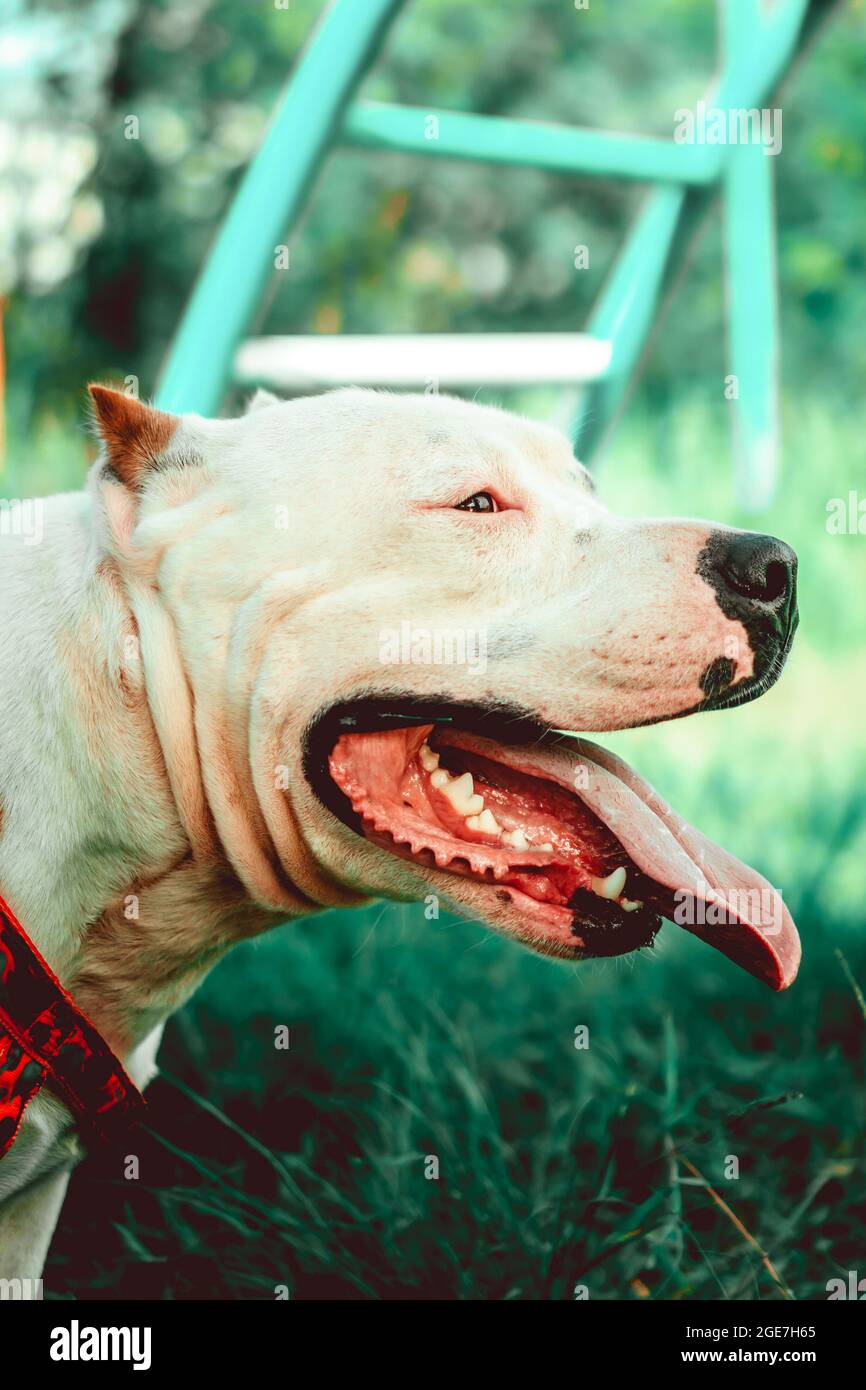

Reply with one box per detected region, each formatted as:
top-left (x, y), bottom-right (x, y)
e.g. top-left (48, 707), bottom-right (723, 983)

top-left (419, 744), bottom-right (440, 772)
top-left (449, 772), bottom-right (474, 800)
top-left (466, 809), bottom-right (501, 836)
top-left (621, 898), bottom-right (643, 912)
top-left (591, 866), bottom-right (627, 900)
top-left (445, 772), bottom-right (482, 816)
top-left (431, 769), bottom-right (484, 817)
top-left (537, 842), bottom-right (554, 852)
top-left (502, 827), bottom-right (529, 850)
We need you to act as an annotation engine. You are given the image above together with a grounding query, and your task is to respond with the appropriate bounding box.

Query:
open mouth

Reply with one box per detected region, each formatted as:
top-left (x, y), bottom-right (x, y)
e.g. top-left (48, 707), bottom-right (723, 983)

top-left (304, 698), bottom-right (800, 991)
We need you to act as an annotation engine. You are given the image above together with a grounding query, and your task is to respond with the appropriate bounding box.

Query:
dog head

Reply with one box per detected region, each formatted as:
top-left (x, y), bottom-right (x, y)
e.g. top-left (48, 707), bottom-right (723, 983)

top-left (89, 385), bottom-right (800, 989)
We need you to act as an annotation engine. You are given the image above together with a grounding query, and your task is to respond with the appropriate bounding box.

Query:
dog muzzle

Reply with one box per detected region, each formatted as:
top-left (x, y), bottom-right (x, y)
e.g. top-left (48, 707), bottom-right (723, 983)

top-left (0, 891), bottom-right (145, 1160)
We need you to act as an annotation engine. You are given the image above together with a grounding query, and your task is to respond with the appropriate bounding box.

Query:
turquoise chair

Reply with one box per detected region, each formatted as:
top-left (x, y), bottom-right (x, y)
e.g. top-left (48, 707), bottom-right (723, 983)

top-left (156, 0), bottom-right (832, 509)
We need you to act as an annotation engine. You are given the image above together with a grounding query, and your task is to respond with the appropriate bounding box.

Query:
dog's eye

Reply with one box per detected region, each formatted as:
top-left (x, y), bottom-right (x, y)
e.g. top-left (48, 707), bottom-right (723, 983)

top-left (455, 491), bottom-right (499, 514)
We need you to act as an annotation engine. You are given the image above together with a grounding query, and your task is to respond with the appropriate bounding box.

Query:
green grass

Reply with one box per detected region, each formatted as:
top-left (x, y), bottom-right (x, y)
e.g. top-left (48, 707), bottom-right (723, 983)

top-left (16, 389), bottom-right (865, 1300)
top-left (44, 899), bottom-right (866, 1301)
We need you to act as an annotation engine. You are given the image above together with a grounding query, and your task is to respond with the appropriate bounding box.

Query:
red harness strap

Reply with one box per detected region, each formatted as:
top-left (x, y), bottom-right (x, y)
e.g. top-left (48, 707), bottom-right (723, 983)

top-left (0, 891), bottom-right (145, 1159)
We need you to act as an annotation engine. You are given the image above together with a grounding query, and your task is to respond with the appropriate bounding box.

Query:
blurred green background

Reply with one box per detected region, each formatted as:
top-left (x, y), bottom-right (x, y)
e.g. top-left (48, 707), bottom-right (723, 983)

top-left (2, 0), bottom-right (864, 1299)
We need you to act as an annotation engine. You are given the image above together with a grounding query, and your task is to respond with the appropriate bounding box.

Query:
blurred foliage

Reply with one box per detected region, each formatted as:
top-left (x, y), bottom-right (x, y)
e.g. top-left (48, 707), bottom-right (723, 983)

top-left (2, 0), bottom-right (865, 425)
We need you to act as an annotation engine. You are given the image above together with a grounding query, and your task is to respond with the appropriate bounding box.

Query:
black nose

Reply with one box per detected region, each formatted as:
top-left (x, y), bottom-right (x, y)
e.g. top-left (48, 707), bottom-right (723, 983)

top-left (714, 532), bottom-right (797, 609)
top-left (696, 530), bottom-right (798, 709)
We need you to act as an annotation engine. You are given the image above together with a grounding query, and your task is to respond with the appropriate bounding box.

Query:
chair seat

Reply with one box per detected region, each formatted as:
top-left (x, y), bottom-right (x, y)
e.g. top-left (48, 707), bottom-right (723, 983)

top-left (234, 332), bottom-right (612, 391)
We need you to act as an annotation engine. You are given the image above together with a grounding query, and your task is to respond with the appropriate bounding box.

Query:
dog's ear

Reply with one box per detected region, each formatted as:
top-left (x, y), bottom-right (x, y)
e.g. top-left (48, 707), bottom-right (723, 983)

top-left (245, 388), bottom-right (281, 414)
top-left (88, 385), bottom-right (179, 490)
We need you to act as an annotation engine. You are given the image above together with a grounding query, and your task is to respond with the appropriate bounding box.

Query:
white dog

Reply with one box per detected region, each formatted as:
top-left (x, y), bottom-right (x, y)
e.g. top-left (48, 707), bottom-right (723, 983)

top-left (0, 385), bottom-right (800, 1292)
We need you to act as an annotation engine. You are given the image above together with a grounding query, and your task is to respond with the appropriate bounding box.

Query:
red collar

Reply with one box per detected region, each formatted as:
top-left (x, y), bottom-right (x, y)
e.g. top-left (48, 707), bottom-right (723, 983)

top-left (0, 891), bottom-right (145, 1159)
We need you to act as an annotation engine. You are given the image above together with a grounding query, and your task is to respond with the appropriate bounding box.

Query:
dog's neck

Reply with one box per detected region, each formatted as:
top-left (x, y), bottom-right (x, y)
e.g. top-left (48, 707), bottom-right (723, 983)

top-left (0, 490), bottom-right (316, 1055)
top-left (0, 494), bottom-right (172, 955)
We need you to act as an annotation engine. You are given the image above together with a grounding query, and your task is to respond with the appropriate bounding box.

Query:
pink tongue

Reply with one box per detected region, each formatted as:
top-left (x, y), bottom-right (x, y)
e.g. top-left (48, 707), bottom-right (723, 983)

top-left (439, 732), bottom-right (801, 992)
top-left (568, 738), bottom-right (800, 990)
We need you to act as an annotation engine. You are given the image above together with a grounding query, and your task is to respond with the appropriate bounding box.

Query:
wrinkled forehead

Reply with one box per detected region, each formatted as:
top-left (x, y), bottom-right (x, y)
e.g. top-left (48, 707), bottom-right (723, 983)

top-left (336, 389), bottom-right (590, 493)
top-left (223, 388), bottom-right (593, 504)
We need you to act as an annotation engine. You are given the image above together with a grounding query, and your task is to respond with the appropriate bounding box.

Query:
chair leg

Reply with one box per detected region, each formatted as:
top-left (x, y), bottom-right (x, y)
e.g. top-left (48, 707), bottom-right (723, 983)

top-left (157, 0), bottom-right (408, 416)
top-left (573, 185), bottom-right (685, 464)
top-left (724, 140), bottom-right (779, 511)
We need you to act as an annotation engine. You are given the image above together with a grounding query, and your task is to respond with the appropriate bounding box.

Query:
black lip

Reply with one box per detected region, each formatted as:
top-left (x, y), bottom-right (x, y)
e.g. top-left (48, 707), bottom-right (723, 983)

top-left (567, 887), bottom-right (662, 956)
top-left (302, 694), bottom-right (551, 832)
top-left (697, 605), bottom-right (799, 713)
